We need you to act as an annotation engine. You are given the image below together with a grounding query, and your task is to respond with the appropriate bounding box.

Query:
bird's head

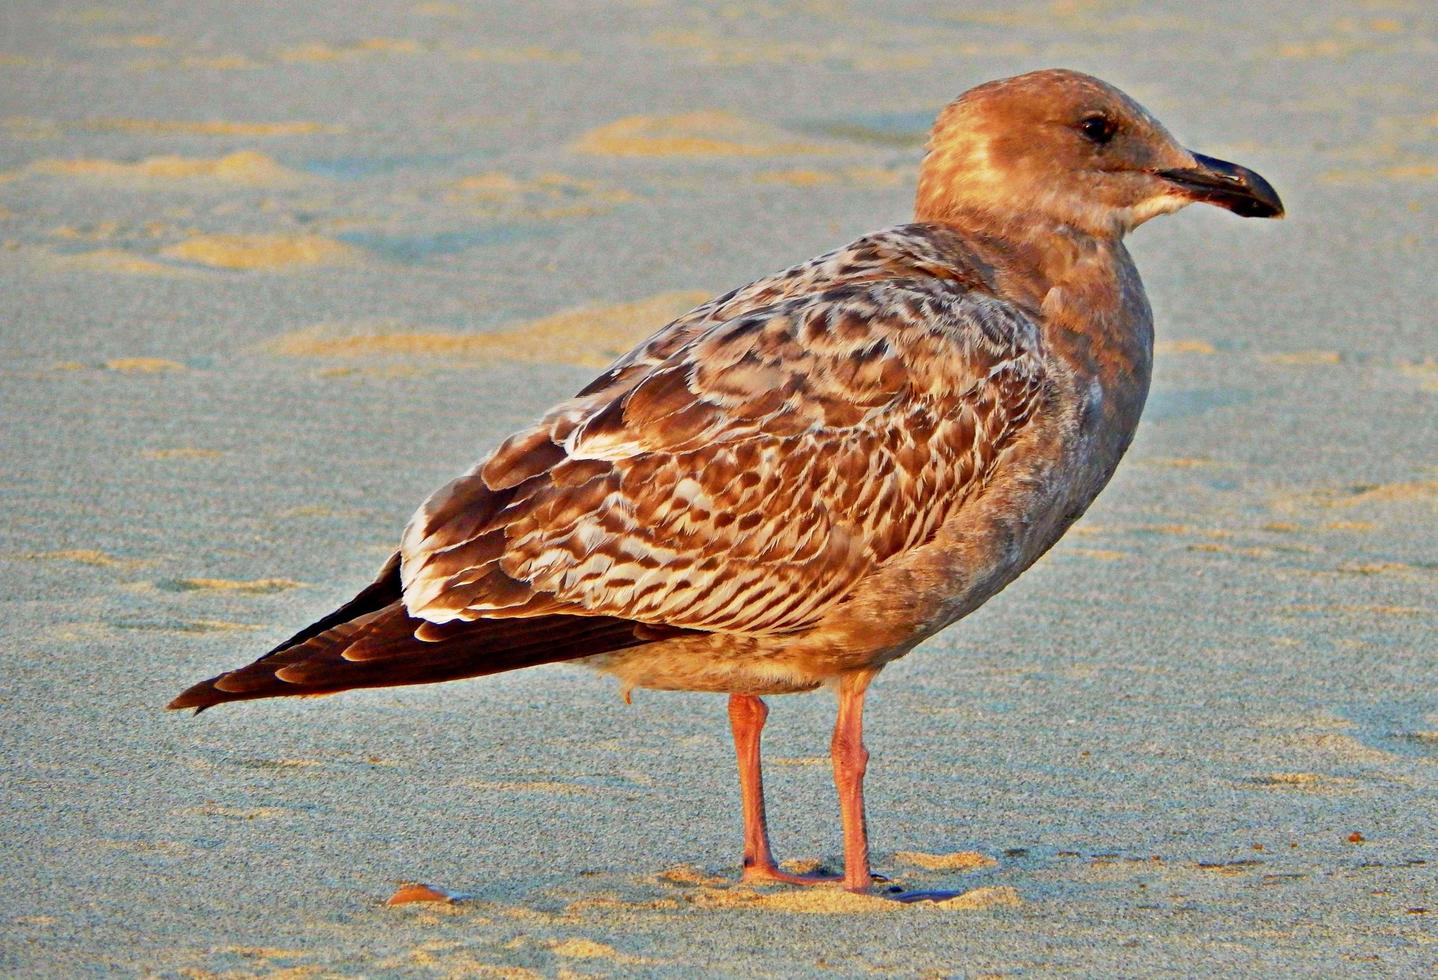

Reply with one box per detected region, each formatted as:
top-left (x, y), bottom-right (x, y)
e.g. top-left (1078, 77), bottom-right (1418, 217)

top-left (915, 69), bottom-right (1283, 238)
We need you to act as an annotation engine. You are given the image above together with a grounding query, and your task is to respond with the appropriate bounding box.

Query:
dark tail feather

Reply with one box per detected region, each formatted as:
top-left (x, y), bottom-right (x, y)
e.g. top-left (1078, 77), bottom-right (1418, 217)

top-left (168, 596), bottom-right (687, 712)
top-left (170, 550), bottom-right (403, 714)
top-left (260, 551), bottom-right (403, 658)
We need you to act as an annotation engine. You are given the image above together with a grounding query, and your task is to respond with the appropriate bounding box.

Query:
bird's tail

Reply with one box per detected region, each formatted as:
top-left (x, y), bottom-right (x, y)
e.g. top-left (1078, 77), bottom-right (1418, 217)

top-left (167, 601), bottom-right (682, 712)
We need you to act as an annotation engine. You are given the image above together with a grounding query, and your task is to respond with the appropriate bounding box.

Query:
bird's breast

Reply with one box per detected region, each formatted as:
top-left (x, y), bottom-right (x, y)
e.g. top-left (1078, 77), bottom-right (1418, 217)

top-left (811, 257), bottom-right (1155, 657)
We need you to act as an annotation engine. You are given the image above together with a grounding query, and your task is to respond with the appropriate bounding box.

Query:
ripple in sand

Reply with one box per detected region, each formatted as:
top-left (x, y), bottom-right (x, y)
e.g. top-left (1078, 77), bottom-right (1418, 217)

top-left (656, 865), bottom-right (729, 887)
top-left (1062, 546), bottom-right (1129, 561)
top-left (1259, 349), bottom-right (1343, 366)
top-left (1245, 772), bottom-right (1358, 791)
top-left (646, 30), bottom-right (963, 72)
top-left (278, 37), bottom-right (424, 61)
top-left (23, 150), bottom-right (303, 185)
top-left (104, 357), bottom-right (187, 372)
top-left (45, 249), bottom-right (196, 276)
top-left (84, 118), bottom-right (341, 136)
top-left (13, 548), bottom-right (145, 568)
top-left (894, 850), bottom-right (998, 872)
top-left (172, 804), bottom-right (291, 820)
top-left (549, 938), bottom-right (651, 965)
top-left (573, 111), bottom-right (823, 158)
top-left (1154, 339), bottom-right (1217, 354)
top-left (141, 448), bottom-right (223, 460)
top-left (447, 171), bottom-right (634, 220)
top-left (1194, 859), bottom-right (1265, 876)
top-left (464, 780), bottom-right (595, 795)
top-left (127, 619), bottom-right (263, 634)
top-left (457, 44), bottom-right (579, 63)
top-left (332, 226), bottom-right (540, 263)
top-left (271, 291), bottom-right (710, 369)
top-left (1272, 479), bottom-right (1438, 514)
top-left (751, 166), bottom-right (906, 188)
top-left (161, 233), bottom-right (362, 270)
top-left (156, 577), bottom-right (304, 594)
top-left (92, 33), bottom-right (171, 49)
top-left (698, 883), bottom-right (1022, 913)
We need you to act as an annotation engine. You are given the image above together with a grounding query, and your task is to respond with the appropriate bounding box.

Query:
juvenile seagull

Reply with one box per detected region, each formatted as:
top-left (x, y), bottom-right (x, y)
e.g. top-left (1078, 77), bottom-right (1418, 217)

top-left (171, 70), bottom-right (1282, 900)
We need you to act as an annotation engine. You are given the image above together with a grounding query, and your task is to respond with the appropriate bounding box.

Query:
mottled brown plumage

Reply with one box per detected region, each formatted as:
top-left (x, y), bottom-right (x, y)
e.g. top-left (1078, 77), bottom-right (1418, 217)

top-left (170, 70), bottom-right (1282, 899)
top-left (402, 231), bottom-right (1047, 639)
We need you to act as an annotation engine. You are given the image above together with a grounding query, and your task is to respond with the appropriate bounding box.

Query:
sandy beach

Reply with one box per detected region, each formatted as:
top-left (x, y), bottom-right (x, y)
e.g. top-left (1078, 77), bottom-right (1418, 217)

top-left (1, 0), bottom-right (1435, 975)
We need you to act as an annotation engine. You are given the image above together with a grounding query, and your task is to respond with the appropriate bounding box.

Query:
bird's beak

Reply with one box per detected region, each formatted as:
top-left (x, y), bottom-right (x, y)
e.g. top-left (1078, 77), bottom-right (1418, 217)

top-left (1154, 152), bottom-right (1285, 219)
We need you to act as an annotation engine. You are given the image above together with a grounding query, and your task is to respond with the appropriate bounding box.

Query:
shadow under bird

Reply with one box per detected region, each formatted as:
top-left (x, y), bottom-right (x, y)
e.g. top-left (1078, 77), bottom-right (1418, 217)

top-left (171, 69), bottom-right (1283, 901)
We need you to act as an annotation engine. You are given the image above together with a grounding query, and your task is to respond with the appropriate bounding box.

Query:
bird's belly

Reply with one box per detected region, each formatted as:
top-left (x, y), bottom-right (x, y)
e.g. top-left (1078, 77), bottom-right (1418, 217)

top-left (580, 633), bottom-right (831, 696)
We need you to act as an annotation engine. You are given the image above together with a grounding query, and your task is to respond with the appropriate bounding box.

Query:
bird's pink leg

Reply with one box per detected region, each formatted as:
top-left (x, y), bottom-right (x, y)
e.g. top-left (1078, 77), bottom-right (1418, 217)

top-left (831, 670), bottom-right (962, 902)
top-left (728, 693), bottom-right (839, 886)
top-left (831, 671), bottom-right (876, 892)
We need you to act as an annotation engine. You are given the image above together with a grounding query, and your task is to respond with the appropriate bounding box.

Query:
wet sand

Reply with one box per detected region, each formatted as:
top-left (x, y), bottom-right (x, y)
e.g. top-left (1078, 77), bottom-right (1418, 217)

top-left (1, 0), bottom-right (1435, 975)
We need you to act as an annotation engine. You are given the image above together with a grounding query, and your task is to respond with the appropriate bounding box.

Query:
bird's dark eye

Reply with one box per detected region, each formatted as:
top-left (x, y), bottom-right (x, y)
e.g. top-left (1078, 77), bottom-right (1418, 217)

top-left (1078, 114), bottom-right (1117, 145)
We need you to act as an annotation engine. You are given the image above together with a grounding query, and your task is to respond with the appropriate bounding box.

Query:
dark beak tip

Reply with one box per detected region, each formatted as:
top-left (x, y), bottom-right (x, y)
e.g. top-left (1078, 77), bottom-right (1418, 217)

top-left (1240, 195), bottom-right (1286, 220)
top-left (1238, 170), bottom-right (1286, 220)
top-left (1163, 151), bottom-right (1285, 220)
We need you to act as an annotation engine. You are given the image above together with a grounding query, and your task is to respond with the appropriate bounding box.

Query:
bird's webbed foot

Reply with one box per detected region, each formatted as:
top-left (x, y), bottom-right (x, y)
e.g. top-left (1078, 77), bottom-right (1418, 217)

top-left (739, 859), bottom-right (843, 887)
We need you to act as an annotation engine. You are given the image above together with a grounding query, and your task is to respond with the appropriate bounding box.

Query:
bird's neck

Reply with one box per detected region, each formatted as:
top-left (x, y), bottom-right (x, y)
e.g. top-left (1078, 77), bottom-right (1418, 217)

top-left (921, 207), bottom-right (1121, 309)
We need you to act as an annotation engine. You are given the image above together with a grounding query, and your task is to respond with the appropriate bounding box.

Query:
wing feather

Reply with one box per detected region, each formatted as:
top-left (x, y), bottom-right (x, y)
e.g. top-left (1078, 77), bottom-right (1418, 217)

top-left (401, 225), bottom-right (1049, 637)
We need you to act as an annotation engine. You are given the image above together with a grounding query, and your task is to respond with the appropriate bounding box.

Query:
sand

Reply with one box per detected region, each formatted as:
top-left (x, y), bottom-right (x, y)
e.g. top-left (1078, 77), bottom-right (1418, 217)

top-left (22, 150), bottom-right (303, 185)
top-left (268, 291), bottom-right (711, 369)
top-left (160, 233), bottom-right (364, 271)
top-left (1, 0), bottom-right (1435, 976)
top-left (572, 111), bottom-right (827, 158)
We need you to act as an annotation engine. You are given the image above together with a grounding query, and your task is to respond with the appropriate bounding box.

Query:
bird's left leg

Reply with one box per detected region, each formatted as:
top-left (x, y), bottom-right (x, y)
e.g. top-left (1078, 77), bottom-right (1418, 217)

top-left (831, 670), bottom-right (877, 892)
top-left (728, 693), bottom-right (839, 886)
top-left (831, 669), bottom-right (963, 902)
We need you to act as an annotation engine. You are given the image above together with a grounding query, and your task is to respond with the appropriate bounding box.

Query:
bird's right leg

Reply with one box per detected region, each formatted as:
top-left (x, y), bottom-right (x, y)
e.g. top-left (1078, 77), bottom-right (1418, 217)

top-left (728, 693), bottom-right (839, 886)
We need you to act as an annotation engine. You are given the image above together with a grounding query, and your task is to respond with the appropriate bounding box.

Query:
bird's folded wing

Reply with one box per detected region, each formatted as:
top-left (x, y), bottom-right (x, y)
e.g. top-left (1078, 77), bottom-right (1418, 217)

top-left (400, 273), bottom-right (1049, 637)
